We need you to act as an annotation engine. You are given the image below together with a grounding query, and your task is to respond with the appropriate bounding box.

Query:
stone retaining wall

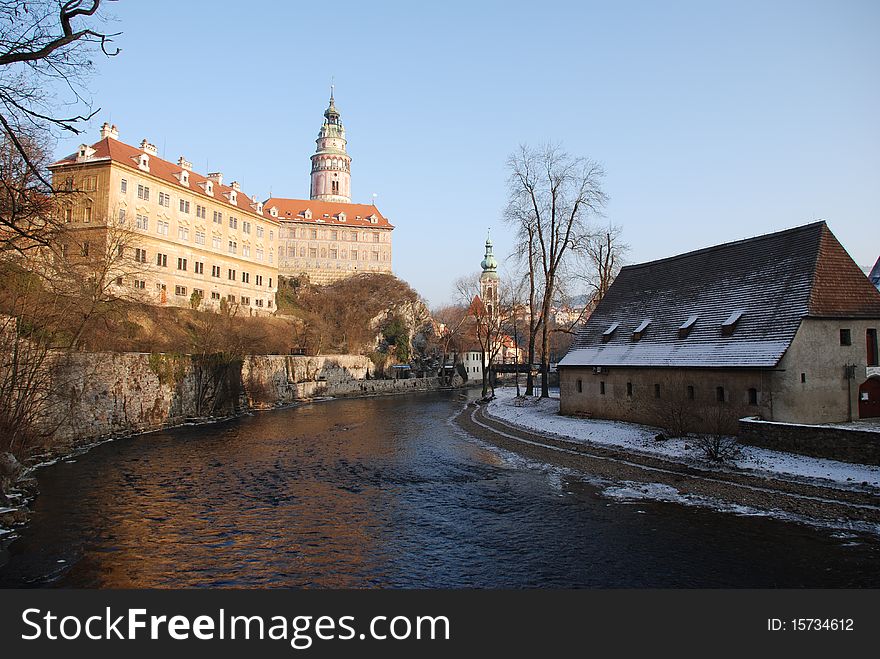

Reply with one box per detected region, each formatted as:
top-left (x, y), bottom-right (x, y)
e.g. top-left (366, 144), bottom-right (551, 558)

top-left (738, 418), bottom-right (880, 466)
top-left (44, 352), bottom-right (445, 451)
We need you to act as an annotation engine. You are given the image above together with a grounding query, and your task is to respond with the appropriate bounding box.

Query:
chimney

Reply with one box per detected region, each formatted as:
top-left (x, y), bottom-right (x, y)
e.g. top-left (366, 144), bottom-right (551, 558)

top-left (230, 181), bottom-right (241, 191)
top-left (100, 122), bottom-right (119, 140)
top-left (177, 156), bottom-right (192, 172)
top-left (207, 172), bottom-right (223, 186)
top-left (140, 139), bottom-right (158, 156)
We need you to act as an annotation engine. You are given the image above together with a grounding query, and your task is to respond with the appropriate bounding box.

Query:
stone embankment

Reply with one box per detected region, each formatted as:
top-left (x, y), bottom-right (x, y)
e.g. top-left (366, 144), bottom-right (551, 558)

top-left (458, 402), bottom-right (880, 532)
top-left (45, 352), bottom-right (443, 454)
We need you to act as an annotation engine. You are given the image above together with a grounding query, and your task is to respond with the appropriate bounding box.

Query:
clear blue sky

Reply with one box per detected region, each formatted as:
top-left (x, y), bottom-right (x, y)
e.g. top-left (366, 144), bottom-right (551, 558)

top-left (56, 0), bottom-right (879, 306)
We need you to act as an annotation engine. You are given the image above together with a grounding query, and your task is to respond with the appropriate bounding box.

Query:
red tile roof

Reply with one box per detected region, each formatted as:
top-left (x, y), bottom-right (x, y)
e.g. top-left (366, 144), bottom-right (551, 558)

top-left (50, 137), bottom-right (276, 222)
top-left (263, 197), bottom-right (393, 229)
top-left (808, 223), bottom-right (880, 317)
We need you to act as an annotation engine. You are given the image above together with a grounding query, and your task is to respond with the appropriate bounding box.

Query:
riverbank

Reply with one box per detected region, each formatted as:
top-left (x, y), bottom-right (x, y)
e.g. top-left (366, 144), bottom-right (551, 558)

top-left (457, 388), bottom-right (880, 536)
top-left (0, 366), bottom-right (453, 541)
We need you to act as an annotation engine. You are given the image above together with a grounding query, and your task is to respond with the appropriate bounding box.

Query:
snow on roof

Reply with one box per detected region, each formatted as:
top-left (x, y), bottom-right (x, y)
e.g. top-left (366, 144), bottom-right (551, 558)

top-left (560, 222), bottom-right (880, 369)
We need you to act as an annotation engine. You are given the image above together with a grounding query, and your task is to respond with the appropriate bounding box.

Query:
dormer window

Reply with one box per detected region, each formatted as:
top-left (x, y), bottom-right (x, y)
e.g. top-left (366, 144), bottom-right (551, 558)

top-left (632, 319), bottom-right (651, 341)
top-left (602, 321), bottom-right (619, 343)
top-left (369, 215), bottom-right (378, 224)
top-left (205, 180), bottom-right (213, 196)
top-left (338, 212), bottom-right (346, 222)
top-left (137, 154), bottom-right (150, 171)
top-left (678, 315), bottom-right (698, 339)
top-left (269, 206), bottom-right (278, 218)
top-left (304, 209), bottom-right (312, 220)
top-left (228, 190), bottom-right (237, 205)
top-left (722, 310), bottom-right (744, 336)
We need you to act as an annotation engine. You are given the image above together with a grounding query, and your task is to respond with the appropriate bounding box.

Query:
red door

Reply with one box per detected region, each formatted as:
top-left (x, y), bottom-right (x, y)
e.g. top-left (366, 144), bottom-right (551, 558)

top-left (859, 378), bottom-right (880, 419)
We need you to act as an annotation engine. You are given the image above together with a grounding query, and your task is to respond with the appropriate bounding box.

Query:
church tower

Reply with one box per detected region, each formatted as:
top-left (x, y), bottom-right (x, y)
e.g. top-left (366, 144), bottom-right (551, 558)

top-left (480, 231), bottom-right (500, 316)
top-left (309, 87), bottom-right (352, 203)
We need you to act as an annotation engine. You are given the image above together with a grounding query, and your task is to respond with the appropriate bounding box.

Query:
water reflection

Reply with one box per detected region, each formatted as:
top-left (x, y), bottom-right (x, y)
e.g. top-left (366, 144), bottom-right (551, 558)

top-left (1, 391), bottom-right (878, 588)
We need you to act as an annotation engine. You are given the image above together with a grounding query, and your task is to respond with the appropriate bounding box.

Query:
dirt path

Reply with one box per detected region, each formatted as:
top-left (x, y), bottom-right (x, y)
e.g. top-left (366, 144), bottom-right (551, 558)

top-left (455, 402), bottom-right (880, 531)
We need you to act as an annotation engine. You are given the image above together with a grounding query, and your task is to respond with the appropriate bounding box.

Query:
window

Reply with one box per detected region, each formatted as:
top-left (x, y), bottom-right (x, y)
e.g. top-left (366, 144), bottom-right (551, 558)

top-left (177, 257), bottom-right (187, 271)
top-left (59, 244), bottom-right (68, 258)
top-left (135, 248), bottom-right (147, 263)
top-left (600, 381), bottom-right (605, 395)
top-left (194, 261), bottom-right (204, 275)
top-left (241, 296), bottom-right (250, 306)
top-left (654, 383), bottom-right (661, 399)
top-left (840, 329), bottom-right (851, 346)
top-left (351, 232), bottom-right (358, 242)
top-left (373, 233), bottom-right (380, 243)
top-left (626, 382), bottom-right (633, 397)
top-left (137, 184), bottom-right (150, 201)
top-left (330, 230), bottom-right (337, 240)
top-left (118, 209), bottom-right (126, 224)
top-left (256, 248), bottom-right (264, 261)
top-left (801, 373), bottom-right (807, 383)
top-left (351, 249), bottom-right (358, 261)
top-left (748, 388), bottom-right (758, 405)
top-left (64, 207), bottom-right (72, 223)
top-left (242, 272), bottom-right (250, 284)
top-left (158, 191), bottom-right (170, 207)
top-left (175, 285), bottom-right (187, 297)
top-left (212, 236), bottom-right (221, 250)
top-left (868, 329), bottom-right (879, 367)
top-left (133, 279), bottom-right (146, 290)
top-left (115, 277), bottom-right (123, 286)
top-left (229, 216), bottom-right (238, 230)
top-left (255, 274), bottom-right (263, 286)
top-left (228, 269), bottom-right (236, 281)
top-left (687, 385), bottom-right (695, 400)
top-left (268, 278), bottom-right (272, 288)
top-left (228, 240), bottom-right (237, 254)
top-left (242, 245), bottom-right (250, 257)
top-left (195, 230), bottom-right (205, 245)
top-left (156, 253), bottom-right (167, 267)
top-left (196, 205), bottom-right (207, 219)
top-left (83, 206), bottom-right (92, 223)
top-left (255, 299), bottom-right (264, 308)
top-left (256, 226), bottom-right (264, 238)
top-left (679, 315), bottom-right (698, 339)
top-left (330, 248), bottom-right (337, 260)
top-left (80, 241), bottom-right (90, 256)
top-left (213, 210), bottom-right (223, 224)
top-left (211, 265), bottom-right (221, 278)
top-left (193, 288), bottom-right (204, 299)
top-left (227, 294), bottom-right (236, 303)
top-left (121, 179), bottom-right (128, 193)
top-left (310, 229), bottom-right (317, 240)
top-left (136, 213), bottom-right (149, 231)
top-left (576, 379), bottom-right (583, 393)
top-left (178, 227), bottom-right (189, 241)
top-left (268, 249), bottom-right (273, 264)
top-left (243, 221), bottom-right (251, 234)
top-left (632, 319), bottom-right (651, 341)
top-left (309, 248), bottom-right (317, 259)
top-left (179, 199), bottom-right (190, 214)
top-left (716, 386), bottom-right (725, 403)
top-left (602, 322), bottom-right (619, 343)
top-left (211, 291), bottom-right (221, 300)
top-left (721, 310), bottom-right (744, 336)
top-left (157, 220), bottom-right (169, 236)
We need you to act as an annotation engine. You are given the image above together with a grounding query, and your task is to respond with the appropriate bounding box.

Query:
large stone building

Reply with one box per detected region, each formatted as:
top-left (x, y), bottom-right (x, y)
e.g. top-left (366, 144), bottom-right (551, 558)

top-left (49, 124), bottom-right (280, 313)
top-left (270, 90), bottom-right (394, 285)
top-left (47, 91), bottom-right (394, 309)
top-left (558, 222), bottom-right (880, 428)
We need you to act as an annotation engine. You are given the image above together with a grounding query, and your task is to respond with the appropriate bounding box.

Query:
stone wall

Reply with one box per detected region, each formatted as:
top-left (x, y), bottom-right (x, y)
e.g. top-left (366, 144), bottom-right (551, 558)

top-left (43, 352), bottom-right (443, 452)
top-left (738, 418), bottom-right (880, 466)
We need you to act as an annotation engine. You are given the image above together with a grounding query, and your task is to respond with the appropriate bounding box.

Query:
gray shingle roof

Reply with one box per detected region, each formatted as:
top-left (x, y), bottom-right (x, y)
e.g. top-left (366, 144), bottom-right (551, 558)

top-left (560, 222), bottom-right (841, 369)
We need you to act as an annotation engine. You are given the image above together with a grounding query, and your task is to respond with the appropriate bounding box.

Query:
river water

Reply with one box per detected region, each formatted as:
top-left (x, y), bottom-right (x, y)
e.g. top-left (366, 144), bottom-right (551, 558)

top-left (1, 391), bottom-right (877, 588)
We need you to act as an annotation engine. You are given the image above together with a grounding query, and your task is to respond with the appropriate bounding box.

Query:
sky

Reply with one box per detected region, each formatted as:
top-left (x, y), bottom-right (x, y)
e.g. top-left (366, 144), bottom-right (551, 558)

top-left (54, 0), bottom-right (879, 307)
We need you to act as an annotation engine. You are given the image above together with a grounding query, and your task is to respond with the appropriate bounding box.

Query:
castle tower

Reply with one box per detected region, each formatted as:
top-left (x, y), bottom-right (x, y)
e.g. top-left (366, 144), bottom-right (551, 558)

top-left (309, 87), bottom-right (352, 203)
top-left (480, 231), bottom-right (500, 316)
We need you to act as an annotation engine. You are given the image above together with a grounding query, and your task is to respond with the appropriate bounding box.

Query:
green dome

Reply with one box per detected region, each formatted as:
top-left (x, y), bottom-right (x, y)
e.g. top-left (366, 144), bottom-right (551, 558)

top-left (481, 234), bottom-right (498, 274)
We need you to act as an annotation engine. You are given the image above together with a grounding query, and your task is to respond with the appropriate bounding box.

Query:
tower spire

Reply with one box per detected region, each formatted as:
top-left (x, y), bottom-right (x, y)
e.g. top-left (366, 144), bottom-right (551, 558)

top-left (310, 87), bottom-right (351, 203)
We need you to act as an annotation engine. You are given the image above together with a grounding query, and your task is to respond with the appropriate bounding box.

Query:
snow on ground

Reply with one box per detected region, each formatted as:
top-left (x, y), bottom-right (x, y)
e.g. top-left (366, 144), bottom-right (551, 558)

top-left (486, 387), bottom-right (880, 488)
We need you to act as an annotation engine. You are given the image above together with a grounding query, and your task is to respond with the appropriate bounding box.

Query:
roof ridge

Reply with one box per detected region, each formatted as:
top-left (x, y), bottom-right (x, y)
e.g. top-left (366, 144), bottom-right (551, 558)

top-left (619, 221), bottom-right (827, 273)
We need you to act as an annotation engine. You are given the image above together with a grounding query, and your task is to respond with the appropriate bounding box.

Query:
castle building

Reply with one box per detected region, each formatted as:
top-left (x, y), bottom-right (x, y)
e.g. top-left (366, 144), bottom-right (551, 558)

top-left (46, 90), bottom-right (394, 311)
top-left (48, 124), bottom-right (280, 313)
top-left (270, 90), bottom-right (394, 285)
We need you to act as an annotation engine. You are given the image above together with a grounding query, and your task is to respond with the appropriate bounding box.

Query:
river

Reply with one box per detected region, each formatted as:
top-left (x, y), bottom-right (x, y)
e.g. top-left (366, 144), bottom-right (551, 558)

top-left (1, 390), bottom-right (877, 587)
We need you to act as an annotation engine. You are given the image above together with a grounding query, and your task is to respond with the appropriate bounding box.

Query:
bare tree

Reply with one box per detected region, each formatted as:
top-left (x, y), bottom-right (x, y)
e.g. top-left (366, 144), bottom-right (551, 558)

top-left (0, 0), bottom-right (119, 184)
top-left (505, 143), bottom-right (607, 397)
top-left (431, 303), bottom-right (468, 386)
top-left (456, 274), bottom-right (506, 399)
top-left (576, 223), bottom-right (628, 304)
